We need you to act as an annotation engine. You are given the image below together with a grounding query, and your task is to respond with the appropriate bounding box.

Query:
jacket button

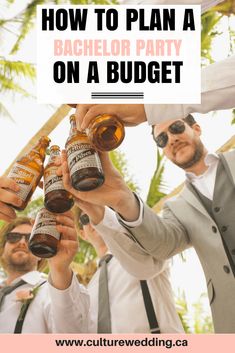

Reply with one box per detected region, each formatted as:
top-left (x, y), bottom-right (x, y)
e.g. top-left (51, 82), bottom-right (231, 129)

top-left (221, 226), bottom-right (228, 232)
top-left (214, 207), bottom-right (220, 213)
top-left (212, 226), bottom-right (217, 233)
top-left (223, 265), bottom-right (230, 274)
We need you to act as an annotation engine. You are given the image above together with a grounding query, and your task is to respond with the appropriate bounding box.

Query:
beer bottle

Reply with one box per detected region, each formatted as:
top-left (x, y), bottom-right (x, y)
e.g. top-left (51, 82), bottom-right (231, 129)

top-left (8, 136), bottom-right (50, 211)
top-left (86, 114), bottom-right (125, 151)
top-left (44, 145), bottom-right (74, 213)
top-left (29, 208), bottom-right (60, 258)
top-left (65, 115), bottom-right (104, 191)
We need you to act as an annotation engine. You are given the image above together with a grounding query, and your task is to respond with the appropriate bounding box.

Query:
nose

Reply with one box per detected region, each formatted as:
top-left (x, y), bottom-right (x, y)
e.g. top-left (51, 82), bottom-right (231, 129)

top-left (167, 132), bottom-right (179, 146)
top-left (18, 235), bottom-right (27, 245)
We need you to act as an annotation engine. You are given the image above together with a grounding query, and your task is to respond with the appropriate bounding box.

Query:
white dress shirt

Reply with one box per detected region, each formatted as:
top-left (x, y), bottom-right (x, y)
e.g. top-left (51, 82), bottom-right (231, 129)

top-left (117, 153), bottom-right (220, 228)
top-left (0, 271), bottom-right (89, 333)
top-left (91, 208), bottom-right (184, 333)
top-left (186, 153), bottom-right (219, 199)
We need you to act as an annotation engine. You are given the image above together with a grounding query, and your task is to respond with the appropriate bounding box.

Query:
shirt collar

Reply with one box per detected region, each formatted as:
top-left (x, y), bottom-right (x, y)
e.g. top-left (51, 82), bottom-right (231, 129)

top-left (185, 152), bottom-right (219, 181)
top-left (12, 271), bottom-right (47, 286)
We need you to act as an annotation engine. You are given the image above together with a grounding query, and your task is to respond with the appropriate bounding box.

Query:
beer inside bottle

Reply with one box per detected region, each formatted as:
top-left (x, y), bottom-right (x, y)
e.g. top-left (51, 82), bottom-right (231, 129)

top-left (87, 114), bottom-right (125, 152)
top-left (65, 115), bottom-right (104, 191)
top-left (8, 136), bottom-right (51, 211)
top-left (29, 208), bottom-right (60, 258)
top-left (44, 145), bottom-right (74, 213)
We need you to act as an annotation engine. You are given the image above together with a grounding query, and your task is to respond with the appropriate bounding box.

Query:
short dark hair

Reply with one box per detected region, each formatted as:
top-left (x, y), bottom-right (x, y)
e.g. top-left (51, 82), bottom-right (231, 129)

top-left (151, 114), bottom-right (197, 138)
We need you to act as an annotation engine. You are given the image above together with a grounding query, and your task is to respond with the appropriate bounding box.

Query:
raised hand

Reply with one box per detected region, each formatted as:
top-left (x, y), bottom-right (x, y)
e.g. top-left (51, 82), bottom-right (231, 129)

top-left (0, 176), bottom-right (22, 222)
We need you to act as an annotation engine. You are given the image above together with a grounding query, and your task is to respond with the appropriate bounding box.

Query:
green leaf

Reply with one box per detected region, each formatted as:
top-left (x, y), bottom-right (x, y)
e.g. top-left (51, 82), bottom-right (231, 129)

top-left (0, 102), bottom-right (14, 121)
top-left (146, 150), bottom-right (167, 208)
top-left (110, 150), bottom-right (139, 192)
top-left (231, 109), bottom-right (235, 125)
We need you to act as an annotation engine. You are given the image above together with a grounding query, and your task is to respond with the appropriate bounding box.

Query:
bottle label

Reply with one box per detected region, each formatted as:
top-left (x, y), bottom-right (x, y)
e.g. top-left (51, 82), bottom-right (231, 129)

top-left (44, 166), bottom-right (64, 195)
top-left (8, 163), bottom-right (40, 201)
top-left (66, 142), bottom-right (102, 177)
top-left (31, 209), bottom-right (60, 240)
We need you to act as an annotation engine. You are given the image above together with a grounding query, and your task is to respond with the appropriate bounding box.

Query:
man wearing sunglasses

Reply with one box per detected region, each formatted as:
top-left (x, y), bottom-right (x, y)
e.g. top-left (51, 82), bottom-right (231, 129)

top-left (0, 177), bottom-right (89, 333)
top-left (60, 111), bottom-right (235, 333)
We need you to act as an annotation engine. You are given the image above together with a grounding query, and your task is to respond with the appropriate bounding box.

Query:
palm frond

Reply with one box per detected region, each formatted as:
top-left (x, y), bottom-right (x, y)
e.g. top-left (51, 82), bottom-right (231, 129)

top-left (201, 12), bottom-right (223, 64)
top-left (0, 102), bottom-right (14, 121)
top-left (146, 150), bottom-right (167, 208)
top-left (0, 73), bottom-right (32, 96)
top-left (231, 109), bottom-right (235, 125)
top-left (10, 0), bottom-right (44, 54)
top-left (0, 57), bottom-right (36, 79)
top-left (109, 150), bottom-right (139, 192)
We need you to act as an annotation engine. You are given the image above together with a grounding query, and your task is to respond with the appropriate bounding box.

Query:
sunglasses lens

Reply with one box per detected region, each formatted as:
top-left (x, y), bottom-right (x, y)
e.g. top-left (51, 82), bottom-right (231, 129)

top-left (155, 133), bottom-right (168, 148)
top-left (6, 233), bottom-right (30, 243)
top-left (25, 234), bottom-right (31, 242)
top-left (169, 121), bottom-right (185, 134)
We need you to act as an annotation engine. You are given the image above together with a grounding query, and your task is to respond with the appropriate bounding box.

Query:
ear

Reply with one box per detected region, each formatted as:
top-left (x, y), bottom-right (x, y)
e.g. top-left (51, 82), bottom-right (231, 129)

top-left (191, 123), bottom-right (201, 136)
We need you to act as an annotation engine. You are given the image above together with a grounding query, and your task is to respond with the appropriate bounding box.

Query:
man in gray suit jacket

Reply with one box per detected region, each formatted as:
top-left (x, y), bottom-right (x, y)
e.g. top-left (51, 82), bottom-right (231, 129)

top-left (61, 113), bottom-right (235, 333)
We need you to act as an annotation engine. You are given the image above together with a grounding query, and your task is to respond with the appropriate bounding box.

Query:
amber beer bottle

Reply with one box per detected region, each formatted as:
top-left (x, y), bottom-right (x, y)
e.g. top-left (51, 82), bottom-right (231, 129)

top-left (65, 115), bottom-right (104, 191)
top-left (86, 114), bottom-right (125, 151)
top-left (8, 136), bottom-right (50, 211)
top-left (44, 145), bottom-right (74, 213)
top-left (29, 208), bottom-right (60, 258)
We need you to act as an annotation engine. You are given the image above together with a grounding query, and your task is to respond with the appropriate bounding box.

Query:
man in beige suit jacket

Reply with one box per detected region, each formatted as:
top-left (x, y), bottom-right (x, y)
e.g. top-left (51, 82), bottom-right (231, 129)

top-left (61, 113), bottom-right (235, 333)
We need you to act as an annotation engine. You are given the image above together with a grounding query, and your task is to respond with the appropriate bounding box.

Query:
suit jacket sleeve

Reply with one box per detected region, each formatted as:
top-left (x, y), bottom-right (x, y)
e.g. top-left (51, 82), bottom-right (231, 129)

top-left (119, 202), bottom-right (191, 260)
top-left (95, 204), bottom-right (191, 279)
top-left (145, 54), bottom-right (235, 124)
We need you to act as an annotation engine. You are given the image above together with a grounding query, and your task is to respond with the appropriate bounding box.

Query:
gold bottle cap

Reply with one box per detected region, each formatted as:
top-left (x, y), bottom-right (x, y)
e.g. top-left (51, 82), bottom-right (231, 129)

top-left (69, 114), bottom-right (76, 123)
top-left (40, 136), bottom-right (51, 145)
top-left (50, 145), bottom-right (60, 152)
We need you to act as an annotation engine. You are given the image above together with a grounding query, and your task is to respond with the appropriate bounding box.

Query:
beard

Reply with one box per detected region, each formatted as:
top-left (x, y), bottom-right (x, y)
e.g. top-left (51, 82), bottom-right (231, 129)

top-left (173, 140), bottom-right (204, 170)
top-left (2, 251), bottom-right (38, 273)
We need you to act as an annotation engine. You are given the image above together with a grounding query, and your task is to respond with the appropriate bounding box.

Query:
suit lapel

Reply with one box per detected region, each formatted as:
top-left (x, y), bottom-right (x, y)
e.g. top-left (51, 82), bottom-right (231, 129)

top-left (171, 150), bottom-right (235, 221)
top-left (180, 182), bottom-right (213, 221)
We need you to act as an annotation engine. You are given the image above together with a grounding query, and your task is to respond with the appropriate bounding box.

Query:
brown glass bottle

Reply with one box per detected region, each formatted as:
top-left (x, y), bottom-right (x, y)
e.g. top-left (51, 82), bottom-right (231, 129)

top-left (8, 136), bottom-right (51, 211)
top-left (44, 145), bottom-right (74, 213)
top-left (87, 114), bottom-right (125, 151)
top-left (65, 115), bottom-right (104, 191)
top-left (29, 208), bottom-right (60, 258)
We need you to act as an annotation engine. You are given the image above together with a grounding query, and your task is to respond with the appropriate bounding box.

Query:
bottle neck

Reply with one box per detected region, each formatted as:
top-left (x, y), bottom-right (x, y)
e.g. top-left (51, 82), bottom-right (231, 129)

top-left (48, 149), bottom-right (60, 164)
top-left (30, 141), bottom-right (49, 162)
top-left (69, 119), bottom-right (77, 137)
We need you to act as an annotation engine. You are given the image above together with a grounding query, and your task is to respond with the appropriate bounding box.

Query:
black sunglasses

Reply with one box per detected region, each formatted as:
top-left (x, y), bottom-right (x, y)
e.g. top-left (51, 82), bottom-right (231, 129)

top-left (79, 214), bottom-right (90, 229)
top-left (154, 120), bottom-right (186, 148)
top-left (6, 232), bottom-right (31, 244)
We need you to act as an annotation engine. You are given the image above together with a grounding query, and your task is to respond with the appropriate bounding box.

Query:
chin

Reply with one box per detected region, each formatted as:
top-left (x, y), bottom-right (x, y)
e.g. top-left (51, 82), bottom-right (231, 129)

top-left (11, 254), bottom-right (29, 264)
top-left (175, 148), bottom-right (194, 165)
